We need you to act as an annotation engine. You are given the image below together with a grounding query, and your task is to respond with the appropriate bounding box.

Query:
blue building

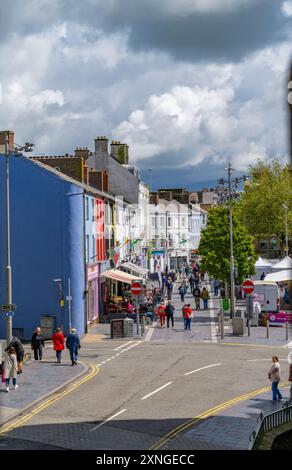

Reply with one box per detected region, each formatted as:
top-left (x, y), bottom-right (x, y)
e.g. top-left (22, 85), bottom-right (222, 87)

top-left (0, 155), bottom-right (87, 340)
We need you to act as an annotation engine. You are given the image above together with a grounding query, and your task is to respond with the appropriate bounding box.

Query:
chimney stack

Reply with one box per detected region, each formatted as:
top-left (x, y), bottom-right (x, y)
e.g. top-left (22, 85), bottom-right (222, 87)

top-left (94, 136), bottom-right (108, 157)
top-left (0, 130), bottom-right (14, 153)
top-left (110, 141), bottom-right (129, 165)
top-left (74, 147), bottom-right (90, 160)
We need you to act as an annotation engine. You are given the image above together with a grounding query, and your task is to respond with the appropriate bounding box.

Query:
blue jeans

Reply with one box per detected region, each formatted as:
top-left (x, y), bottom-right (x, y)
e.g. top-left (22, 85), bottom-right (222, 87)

top-left (203, 299), bottom-right (208, 309)
top-left (185, 318), bottom-right (191, 330)
top-left (69, 348), bottom-right (79, 364)
top-left (272, 382), bottom-right (282, 401)
top-left (214, 286), bottom-right (219, 296)
top-left (6, 378), bottom-right (16, 387)
top-left (56, 350), bottom-right (62, 363)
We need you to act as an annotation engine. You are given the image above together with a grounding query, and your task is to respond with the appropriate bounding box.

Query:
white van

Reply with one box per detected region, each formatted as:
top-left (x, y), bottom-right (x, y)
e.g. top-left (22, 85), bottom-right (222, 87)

top-left (253, 281), bottom-right (280, 312)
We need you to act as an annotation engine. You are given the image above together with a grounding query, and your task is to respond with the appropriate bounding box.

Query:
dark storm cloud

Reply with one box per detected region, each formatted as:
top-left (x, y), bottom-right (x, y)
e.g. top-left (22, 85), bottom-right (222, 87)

top-left (0, 0), bottom-right (290, 62)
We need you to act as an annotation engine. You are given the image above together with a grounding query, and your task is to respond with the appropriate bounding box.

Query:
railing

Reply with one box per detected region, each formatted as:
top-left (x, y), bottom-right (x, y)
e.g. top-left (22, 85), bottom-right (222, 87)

top-left (249, 401), bottom-right (292, 449)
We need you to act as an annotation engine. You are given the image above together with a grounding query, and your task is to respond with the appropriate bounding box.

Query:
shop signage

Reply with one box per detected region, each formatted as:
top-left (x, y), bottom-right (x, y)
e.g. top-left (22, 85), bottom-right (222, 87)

top-left (111, 319), bottom-right (124, 339)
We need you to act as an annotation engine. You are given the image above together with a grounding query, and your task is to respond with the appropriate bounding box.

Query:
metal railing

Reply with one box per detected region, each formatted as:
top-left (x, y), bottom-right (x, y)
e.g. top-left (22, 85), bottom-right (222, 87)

top-left (249, 401), bottom-right (292, 449)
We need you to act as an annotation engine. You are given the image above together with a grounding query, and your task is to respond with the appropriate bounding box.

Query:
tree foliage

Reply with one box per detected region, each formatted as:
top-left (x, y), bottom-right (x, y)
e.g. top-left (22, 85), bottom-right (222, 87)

top-left (198, 205), bottom-right (256, 283)
top-left (236, 160), bottom-right (292, 239)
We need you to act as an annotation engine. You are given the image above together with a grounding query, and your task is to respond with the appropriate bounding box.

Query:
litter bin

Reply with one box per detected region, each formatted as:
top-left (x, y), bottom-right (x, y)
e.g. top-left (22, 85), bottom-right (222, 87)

top-left (259, 313), bottom-right (267, 327)
top-left (235, 309), bottom-right (244, 317)
top-left (124, 318), bottom-right (134, 337)
top-left (111, 319), bottom-right (125, 339)
top-left (232, 317), bottom-right (246, 336)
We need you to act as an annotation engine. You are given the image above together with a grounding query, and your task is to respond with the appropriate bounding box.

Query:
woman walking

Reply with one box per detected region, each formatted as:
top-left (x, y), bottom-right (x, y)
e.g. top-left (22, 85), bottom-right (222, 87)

top-left (4, 346), bottom-right (18, 392)
top-left (31, 327), bottom-right (45, 361)
top-left (66, 328), bottom-right (81, 365)
top-left (52, 328), bottom-right (65, 364)
top-left (268, 356), bottom-right (283, 402)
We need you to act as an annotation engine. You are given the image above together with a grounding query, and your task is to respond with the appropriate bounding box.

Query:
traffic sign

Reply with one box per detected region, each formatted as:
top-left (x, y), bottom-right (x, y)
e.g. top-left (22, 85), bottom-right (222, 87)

top-left (1, 311), bottom-right (15, 317)
top-left (242, 280), bottom-right (255, 294)
top-left (131, 281), bottom-right (143, 296)
top-left (2, 304), bottom-right (16, 312)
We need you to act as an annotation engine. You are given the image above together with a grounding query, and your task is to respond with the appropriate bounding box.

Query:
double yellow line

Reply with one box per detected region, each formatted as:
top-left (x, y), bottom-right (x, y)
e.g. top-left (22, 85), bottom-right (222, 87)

top-left (150, 382), bottom-right (289, 450)
top-left (0, 363), bottom-right (99, 437)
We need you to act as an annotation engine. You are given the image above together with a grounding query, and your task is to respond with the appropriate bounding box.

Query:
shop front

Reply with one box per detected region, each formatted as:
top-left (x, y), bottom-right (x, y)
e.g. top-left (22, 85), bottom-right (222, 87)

top-left (87, 263), bottom-right (99, 324)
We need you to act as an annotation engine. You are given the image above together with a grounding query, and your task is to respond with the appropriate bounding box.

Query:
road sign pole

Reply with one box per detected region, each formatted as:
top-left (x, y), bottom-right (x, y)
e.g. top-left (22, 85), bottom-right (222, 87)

top-left (221, 309), bottom-right (224, 340)
top-left (136, 295), bottom-right (139, 335)
top-left (68, 277), bottom-right (72, 333)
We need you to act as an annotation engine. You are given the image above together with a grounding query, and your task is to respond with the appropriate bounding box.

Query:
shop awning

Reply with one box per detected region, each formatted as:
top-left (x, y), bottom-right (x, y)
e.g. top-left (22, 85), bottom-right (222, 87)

top-left (264, 269), bottom-right (292, 282)
top-left (101, 268), bottom-right (143, 283)
top-left (120, 262), bottom-right (148, 276)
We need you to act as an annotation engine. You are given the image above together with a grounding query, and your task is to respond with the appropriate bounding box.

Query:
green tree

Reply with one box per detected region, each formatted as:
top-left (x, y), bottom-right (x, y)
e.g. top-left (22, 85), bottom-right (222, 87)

top-left (237, 161), bottom-right (292, 241)
top-left (198, 205), bottom-right (256, 284)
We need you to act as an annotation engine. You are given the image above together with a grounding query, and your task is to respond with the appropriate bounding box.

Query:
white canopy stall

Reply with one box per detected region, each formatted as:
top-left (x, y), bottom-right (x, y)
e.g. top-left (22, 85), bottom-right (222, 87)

top-left (253, 256), bottom-right (273, 280)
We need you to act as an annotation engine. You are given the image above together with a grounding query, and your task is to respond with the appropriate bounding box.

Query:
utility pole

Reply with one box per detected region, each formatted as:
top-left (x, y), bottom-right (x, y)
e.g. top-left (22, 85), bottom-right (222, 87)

top-left (282, 204), bottom-right (289, 256)
top-left (227, 163), bottom-right (236, 319)
top-left (5, 133), bottom-right (12, 344)
top-left (1, 131), bottom-right (34, 344)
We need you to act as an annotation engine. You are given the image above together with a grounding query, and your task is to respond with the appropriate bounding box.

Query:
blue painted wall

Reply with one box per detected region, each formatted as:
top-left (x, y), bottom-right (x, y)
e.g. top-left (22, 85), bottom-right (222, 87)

top-left (0, 156), bottom-right (86, 339)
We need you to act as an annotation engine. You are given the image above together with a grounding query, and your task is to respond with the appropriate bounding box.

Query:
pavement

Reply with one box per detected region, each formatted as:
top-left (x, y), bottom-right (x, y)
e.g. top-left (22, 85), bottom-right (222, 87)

top-left (0, 279), bottom-right (291, 450)
top-left (0, 354), bottom-right (87, 427)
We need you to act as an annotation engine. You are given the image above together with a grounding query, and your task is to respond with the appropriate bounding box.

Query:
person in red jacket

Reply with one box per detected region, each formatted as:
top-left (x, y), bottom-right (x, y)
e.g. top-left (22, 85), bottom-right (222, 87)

top-left (157, 301), bottom-right (166, 328)
top-left (52, 328), bottom-right (65, 364)
top-left (183, 304), bottom-right (193, 331)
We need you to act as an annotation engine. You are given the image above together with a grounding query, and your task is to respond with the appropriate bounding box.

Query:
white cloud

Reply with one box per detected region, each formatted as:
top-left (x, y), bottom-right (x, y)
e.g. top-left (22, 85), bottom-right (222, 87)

top-left (28, 89), bottom-right (65, 112)
top-left (164, 0), bottom-right (264, 14)
top-left (281, 1), bottom-right (292, 16)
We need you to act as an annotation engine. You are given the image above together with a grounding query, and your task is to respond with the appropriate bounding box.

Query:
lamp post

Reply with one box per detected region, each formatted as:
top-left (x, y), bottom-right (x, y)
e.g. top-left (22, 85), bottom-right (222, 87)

top-left (2, 132), bottom-right (34, 344)
top-left (217, 164), bottom-right (248, 319)
top-left (282, 203), bottom-right (289, 256)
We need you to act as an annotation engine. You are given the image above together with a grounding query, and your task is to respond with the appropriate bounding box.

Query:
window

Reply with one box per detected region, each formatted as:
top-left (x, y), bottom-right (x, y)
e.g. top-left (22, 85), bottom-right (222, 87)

top-left (92, 199), bottom-right (95, 221)
top-left (86, 235), bottom-right (89, 263)
top-left (181, 217), bottom-right (186, 227)
top-left (85, 197), bottom-right (89, 221)
top-left (168, 216), bottom-right (172, 227)
top-left (152, 216), bottom-right (156, 228)
top-left (92, 235), bottom-right (96, 260)
top-left (160, 217), bottom-right (165, 227)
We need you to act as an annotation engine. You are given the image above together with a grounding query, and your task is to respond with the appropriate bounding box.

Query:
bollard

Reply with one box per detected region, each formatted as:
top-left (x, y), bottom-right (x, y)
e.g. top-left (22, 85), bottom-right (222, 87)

top-left (266, 320), bottom-right (269, 339)
top-left (286, 321), bottom-right (288, 341)
top-left (221, 309), bottom-right (224, 340)
top-left (248, 318), bottom-right (251, 337)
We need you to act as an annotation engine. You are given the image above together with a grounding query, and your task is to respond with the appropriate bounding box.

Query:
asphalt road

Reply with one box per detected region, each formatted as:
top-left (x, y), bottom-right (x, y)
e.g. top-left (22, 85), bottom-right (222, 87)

top-left (1, 337), bottom-right (288, 450)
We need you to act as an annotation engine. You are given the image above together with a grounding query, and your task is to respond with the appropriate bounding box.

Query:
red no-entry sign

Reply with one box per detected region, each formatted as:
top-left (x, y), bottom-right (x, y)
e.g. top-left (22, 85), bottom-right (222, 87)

top-left (131, 281), bottom-right (143, 296)
top-left (242, 279), bottom-right (255, 294)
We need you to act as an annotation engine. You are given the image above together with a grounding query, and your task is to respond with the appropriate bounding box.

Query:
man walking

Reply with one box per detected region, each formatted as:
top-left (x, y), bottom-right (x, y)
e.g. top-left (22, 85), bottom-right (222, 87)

top-left (167, 278), bottom-right (174, 300)
top-left (193, 286), bottom-right (201, 310)
top-left (178, 283), bottom-right (187, 302)
top-left (213, 279), bottom-right (220, 297)
top-left (166, 300), bottom-right (175, 328)
top-left (31, 327), bottom-right (45, 361)
top-left (201, 287), bottom-right (210, 310)
top-left (66, 328), bottom-right (81, 365)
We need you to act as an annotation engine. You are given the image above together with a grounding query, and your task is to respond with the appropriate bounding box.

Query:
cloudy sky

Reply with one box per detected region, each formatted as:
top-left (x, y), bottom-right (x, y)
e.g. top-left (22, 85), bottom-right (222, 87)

top-left (1, 0), bottom-right (291, 189)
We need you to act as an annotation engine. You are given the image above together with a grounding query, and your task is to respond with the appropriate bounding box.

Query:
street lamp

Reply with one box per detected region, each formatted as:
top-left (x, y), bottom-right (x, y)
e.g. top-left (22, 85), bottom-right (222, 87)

top-left (217, 163), bottom-right (248, 318)
top-left (282, 203), bottom-right (289, 256)
top-left (2, 132), bottom-right (34, 344)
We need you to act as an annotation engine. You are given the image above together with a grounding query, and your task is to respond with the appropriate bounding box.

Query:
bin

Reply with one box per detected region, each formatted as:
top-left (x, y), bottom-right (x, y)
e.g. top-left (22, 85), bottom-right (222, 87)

top-left (124, 318), bottom-right (134, 337)
top-left (232, 317), bottom-right (246, 336)
top-left (111, 319), bottom-right (125, 339)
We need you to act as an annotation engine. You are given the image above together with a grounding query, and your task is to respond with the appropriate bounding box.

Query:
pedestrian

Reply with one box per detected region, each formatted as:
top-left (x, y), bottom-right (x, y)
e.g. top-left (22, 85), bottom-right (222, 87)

top-left (189, 273), bottom-right (195, 291)
top-left (193, 286), bottom-right (201, 310)
top-left (52, 327), bottom-right (65, 364)
top-left (213, 279), bottom-right (220, 297)
top-left (66, 328), bottom-right (81, 365)
top-left (4, 346), bottom-right (18, 392)
top-left (183, 304), bottom-right (193, 331)
top-left (279, 285), bottom-right (285, 308)
top-left (127, 300), bottom-right (134, 314)
top-left (268, 356), bottom-right (283, 402)
top-left (157, 301), bottom-right (166, 328)
top-left (200, 270), bottom-right (205, 282)
top-left (201, 287), bottom-right (209, 310)
top-left (178, 283), bottom-right (186, 302)
top-left (167, 278), bottom-right (173, 300)
top-left (166, 300), bottom-right (175, 328)
top-left (260, 271), bottom-right (266, 280)
top-left (252, 294), bottom-right (261, 327)
top-left (194, 272), bottom-right (200, 287)
top-left (31, 327), bottom-right (45, 361)
top-left (6, 336), bottom-right (24, 374)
